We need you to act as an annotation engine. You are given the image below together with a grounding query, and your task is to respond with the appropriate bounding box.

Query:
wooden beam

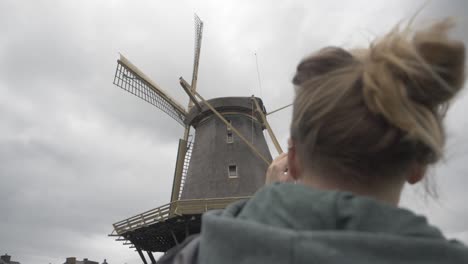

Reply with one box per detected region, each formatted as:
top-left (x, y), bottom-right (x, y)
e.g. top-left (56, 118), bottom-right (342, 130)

top-left (179, 77), bottom-right (202, 111)
top-left (267, 103), bottom-right (292, 116)
top-left (170, 139), bottom-right (187, 204)
top-left (185, 222), bottom-right (190, 237)
top-left (136, 247), bottom-right (148, 264)
top-left (252, 96), bottom-right (283, 155)
top-left (147, 251), bottom-right (156, 264)
top-left (170, 229), bottom-right (179, 245)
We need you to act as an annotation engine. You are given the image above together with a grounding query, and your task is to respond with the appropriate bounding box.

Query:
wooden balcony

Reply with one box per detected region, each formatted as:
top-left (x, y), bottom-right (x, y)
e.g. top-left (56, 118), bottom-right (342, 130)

top-left (110, 196), bottom-right (250, 252)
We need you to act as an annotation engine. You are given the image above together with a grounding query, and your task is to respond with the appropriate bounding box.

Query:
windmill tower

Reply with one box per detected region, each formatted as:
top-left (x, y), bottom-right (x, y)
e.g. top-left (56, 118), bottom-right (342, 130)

top-left (109, 15), bottom-right (283, 263)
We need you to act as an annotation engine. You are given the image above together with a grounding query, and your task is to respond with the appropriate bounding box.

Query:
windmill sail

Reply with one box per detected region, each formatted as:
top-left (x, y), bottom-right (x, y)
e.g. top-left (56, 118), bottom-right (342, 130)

top-left (187, 14), bottom-right (203, 110)
top-left (113, 54), bottom-right (188, 126)
top-left (192, 14), bottom-right (203, 90)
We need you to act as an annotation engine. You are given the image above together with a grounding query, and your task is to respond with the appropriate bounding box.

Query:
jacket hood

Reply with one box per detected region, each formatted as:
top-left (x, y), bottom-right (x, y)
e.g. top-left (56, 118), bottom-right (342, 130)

top-left (197, 183), bottom-right (468, 264)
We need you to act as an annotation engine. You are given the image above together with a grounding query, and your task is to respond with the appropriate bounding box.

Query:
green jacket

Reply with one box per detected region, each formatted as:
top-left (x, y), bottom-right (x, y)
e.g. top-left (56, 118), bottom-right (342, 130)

top-left (160, 183), bottom-right (468, 264)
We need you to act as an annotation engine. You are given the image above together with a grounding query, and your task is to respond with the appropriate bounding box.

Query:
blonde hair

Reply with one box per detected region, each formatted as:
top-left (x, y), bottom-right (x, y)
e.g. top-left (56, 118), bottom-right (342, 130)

top-left (291, 19), bottom-right (465, 181)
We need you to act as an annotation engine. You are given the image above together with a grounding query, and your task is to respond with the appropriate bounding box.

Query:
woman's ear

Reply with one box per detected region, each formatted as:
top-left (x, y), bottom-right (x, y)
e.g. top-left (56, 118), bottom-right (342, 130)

top-left (288, 139), bottom-right (302, 180)
top-left (406, 163), bottom-right (426, 185)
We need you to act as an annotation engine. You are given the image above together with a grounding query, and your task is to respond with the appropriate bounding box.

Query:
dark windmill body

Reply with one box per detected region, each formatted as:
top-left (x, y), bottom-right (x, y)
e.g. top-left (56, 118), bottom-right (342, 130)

top-left (180, 97), bottom-right (271, 200)
top-left (109, 15), bottom-right (282, 263)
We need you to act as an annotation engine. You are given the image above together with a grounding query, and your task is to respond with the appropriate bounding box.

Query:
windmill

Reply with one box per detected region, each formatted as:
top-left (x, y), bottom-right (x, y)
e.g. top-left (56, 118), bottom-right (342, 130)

top-left (109, 14), bottom-right (284, 263)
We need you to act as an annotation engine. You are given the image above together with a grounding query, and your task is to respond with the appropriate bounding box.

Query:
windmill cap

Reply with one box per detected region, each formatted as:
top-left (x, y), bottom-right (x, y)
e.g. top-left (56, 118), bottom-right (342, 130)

top-left (185, 96), bottom-right (267, 127)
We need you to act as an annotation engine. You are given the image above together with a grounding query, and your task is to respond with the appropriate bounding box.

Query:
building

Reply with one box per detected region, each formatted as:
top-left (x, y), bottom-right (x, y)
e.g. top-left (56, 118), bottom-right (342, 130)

top-left (0, 254), bottom-right (20, 264)
top-left (63, 257), bottom-right (99, 264)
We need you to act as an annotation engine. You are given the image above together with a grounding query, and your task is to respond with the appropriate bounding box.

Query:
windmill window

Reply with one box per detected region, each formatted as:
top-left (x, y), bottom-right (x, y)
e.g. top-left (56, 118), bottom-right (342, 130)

top-left (228, 165), bottom-right (238, 178)
top-left (227, 131), bottom-right (234, 143)
top-left (227, 119), bottom-right (232, 131)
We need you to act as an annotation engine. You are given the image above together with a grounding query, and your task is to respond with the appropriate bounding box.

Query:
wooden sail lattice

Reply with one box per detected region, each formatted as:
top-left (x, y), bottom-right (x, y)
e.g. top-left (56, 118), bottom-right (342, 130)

top-left (113, 61), bottom-right (187, 127)
top-left (178, 138), bottom-right (194, 199)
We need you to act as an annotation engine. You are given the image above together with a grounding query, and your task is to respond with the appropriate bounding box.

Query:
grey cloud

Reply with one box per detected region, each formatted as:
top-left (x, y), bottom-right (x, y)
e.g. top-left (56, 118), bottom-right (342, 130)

top-left (1, 0), bottom-right (468, 263)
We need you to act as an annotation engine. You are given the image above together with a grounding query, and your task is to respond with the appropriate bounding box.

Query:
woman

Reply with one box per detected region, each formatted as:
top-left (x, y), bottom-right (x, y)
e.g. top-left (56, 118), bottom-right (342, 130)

top-left (160, 19), bottom-right (468, 264)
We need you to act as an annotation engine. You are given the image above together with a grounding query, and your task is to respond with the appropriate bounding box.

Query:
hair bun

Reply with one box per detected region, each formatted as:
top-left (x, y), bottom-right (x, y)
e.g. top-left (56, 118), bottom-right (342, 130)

top-left (360, 19), bottom-right (466, 161)
top-left (413, 19), bottom-right (465, 106)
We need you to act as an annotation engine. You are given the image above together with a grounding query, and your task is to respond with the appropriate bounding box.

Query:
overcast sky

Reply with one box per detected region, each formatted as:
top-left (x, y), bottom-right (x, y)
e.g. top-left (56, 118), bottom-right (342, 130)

top-left (0, 1), bottom-right (467, 264)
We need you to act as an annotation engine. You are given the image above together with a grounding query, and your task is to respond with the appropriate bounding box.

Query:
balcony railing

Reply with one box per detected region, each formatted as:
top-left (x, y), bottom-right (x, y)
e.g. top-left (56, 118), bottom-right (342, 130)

top-left (112, 196), bottom-right (250, 236)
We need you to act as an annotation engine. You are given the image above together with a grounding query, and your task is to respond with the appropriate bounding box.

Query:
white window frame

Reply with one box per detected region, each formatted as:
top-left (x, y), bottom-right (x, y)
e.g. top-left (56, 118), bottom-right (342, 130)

top-left (227, 131), bottom-right (234, 143)
top-left (228, 164), bottom-right (238, 178)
